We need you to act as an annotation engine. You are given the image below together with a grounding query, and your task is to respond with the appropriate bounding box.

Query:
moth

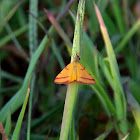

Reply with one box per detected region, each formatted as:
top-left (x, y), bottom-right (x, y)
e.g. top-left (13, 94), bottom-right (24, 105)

top-left (54, 57), bottom-right (95, 85)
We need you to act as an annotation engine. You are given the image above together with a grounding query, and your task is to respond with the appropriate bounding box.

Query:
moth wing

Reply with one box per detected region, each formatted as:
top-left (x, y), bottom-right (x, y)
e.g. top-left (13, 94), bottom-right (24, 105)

top-left (66, 61), bottom-right (77, 84)
top-left (76, 63), bottom-right (95, 85)
top-left (54, 63), bottom-right (73, 84)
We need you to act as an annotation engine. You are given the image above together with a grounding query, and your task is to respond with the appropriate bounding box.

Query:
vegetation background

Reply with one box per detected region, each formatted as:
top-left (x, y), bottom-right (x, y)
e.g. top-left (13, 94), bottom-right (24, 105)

top-left (0, 0), bottom-right (140, 140)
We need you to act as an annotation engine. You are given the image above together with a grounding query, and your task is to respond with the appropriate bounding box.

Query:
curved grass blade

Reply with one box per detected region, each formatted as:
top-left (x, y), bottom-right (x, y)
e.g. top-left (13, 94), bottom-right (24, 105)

top-left (11, 79), bottom-right (31, 140)
top-left (94, 3), bottom-right (128, 138)
top-left (27, 75), bottom-right (35, 140)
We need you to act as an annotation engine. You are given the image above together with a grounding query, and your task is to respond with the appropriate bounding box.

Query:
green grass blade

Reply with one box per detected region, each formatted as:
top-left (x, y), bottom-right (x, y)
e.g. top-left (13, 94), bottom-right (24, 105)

top-left (0, 24), bottom-right (28, 48)
top-left (130, 123), bottom-right (140, 139)
top-left (127, 88), bottom-right (140, 134)
top-left (1, 70), bottom-right (23, 84)
top-left (29, 0), bottom-right (38, 56)
top-left (11, 80), bottom-right (30, 140)
top-left (0, 0), bottom-right (23, 31)
top-left (70, 10), bottom-right (115, 115)
top-left (81, 31), bottom-right (98, 78)
top-left (27, 0), bottom-right (38, 137)
top-left (94, 47), bottom-right (102, 82)
top-left (90, 83), bottom-right (115, 116)
top-left (5, 109), bottom-right (11, 138)
top-left (5, 23), bottom-right (29, 61)
top-left (69, 118), bottom-right (75, 140)
top-left (103, 12), bottom-right (118, 35)
top-left (0, 15), bottom-right (46, 49)
top-left (110, 0), bottom-right (126, 35)
top-left (101, 58), bottom-right (114, 89)
top-left (129, 80), bottom-right (140, 104)
top-left (86, 0), bottom-right (99, 33)
top-left (27, 75), bottom-right (35, 140)
top-left (94, 3), bottom-right (128, 138)
top-left (51, 40), bottom-right (65, 69)
top-left (81, 32), bottom-right (115, 115)
top-left (60, 83), bottom-right (78, 140)
top-left (95, 128), bottom-right (113, 140)
top-left (115, 19), bottom-right (140, 54)
top-left (0, 85), bottom-right (21, 93)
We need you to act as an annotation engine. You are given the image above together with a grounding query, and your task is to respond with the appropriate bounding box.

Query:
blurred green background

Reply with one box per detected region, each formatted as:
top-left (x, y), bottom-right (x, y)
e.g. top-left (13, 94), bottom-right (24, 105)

top-left (0, 0), bottom-right (140, 139)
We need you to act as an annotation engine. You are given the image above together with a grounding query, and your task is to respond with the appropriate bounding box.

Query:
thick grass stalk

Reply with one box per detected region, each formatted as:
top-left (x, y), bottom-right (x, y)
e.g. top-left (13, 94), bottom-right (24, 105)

top-left (69, 118), bottom-right (76, 140)
top-left (59, 0), bottom-right (85, 140)
top-left (60, 83), bottom-right (78, 140)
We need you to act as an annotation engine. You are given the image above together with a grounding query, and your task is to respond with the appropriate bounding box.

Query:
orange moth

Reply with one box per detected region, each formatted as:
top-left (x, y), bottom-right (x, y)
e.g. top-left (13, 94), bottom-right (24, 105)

top-left (54, 57), bottom-right (95, 85)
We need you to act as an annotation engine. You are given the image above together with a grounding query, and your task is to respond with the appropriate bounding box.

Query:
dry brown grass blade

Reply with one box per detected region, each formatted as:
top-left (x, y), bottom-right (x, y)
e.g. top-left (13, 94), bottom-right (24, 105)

top-left (0, 122), bottom-right (8, 140)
